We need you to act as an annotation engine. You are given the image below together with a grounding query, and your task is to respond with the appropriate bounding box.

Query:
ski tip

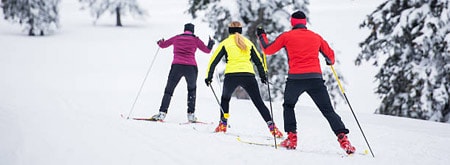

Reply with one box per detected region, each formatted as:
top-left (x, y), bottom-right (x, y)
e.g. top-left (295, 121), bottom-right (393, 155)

top-left (120, 114), bottom-right (132, 120)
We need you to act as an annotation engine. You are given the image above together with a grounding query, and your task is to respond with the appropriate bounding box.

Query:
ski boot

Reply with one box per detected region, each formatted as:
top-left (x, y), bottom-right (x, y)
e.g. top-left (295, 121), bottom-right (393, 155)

top-left (280, 132), bottom-right (297, 149)
top-left (214, 120), bottom-right (227, 133)
top-left (151, 112), bottom-right (166, 121)
top-left (337, 133), bottom-right (356, 154)
top-left (187, 113), bottom-right (197, 122)
top-left (268, 122), bottom-right (283, 138)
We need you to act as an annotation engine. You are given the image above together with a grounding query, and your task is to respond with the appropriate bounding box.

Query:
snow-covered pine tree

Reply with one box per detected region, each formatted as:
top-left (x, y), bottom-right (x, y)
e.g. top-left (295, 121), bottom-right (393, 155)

top-left (2, 0), bottom-right (60, 36)
top-left (79, 0), bottom-right (146, 26)
top-left (356, 0), bottom-right (450, 123)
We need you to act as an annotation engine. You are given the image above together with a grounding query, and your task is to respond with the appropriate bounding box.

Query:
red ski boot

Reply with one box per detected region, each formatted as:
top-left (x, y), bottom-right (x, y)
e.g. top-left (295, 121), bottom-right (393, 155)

top-left (268, 123), bottom-right (283, 138)
top-left (214, 121), bottom-right (227, 133)
top-left (337, 133), bottom-right (356, 154)
top-left (280, 132), bottom-right (297, 149)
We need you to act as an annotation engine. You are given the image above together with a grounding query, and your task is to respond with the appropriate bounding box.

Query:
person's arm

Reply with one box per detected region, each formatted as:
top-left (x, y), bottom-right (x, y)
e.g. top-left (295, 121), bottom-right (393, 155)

top-left (258, 32), bottom-right (285, 55)
top-left (157, 36), bottom-right (176, 48)
top-left (195, 36), bottom-right (214, 54)
top-left (250, 46), bottom-right (267, 83)
top-left (319, 36), bottom-right (335, 65)
top-left (205, 43), bottom-right (226, 84)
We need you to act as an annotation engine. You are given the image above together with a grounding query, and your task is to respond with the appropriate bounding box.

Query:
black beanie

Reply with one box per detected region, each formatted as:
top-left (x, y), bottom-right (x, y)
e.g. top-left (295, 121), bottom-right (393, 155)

top-left (291, 11), bottom-right (306, 19)
top-left (228, 27), bottom-right (242, 34)
top-left (184, 23), bottom-right (195, 33)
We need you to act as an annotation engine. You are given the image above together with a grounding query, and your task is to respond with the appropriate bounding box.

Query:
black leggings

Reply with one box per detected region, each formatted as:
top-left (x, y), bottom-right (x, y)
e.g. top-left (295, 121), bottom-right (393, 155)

top-left (283, 78), bottom-right (349, 135)
top-left (219, 75), bottom-right (272, 122)
top-left (159, 64), bottom-right (197, 113)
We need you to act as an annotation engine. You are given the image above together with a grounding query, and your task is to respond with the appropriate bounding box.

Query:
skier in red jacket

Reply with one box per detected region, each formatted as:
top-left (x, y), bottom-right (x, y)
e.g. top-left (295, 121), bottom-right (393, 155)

top-left (257, 11), bottom-right (356, 154)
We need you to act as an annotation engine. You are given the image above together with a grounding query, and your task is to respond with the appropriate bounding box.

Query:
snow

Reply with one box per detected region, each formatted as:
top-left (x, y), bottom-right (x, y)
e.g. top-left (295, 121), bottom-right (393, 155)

top-left (1, 0), bottom-right (450, 165)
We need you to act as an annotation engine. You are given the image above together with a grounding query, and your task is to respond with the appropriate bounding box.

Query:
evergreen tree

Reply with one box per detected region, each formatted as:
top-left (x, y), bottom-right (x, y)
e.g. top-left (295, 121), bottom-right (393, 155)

top-left (2, 0), bottom-right (60, 36)
top-left (187, 0), bottom-right (347, 108)
top-left (79, 0), bottom-right (146, 26)
top-left (356, 0), bottom-right (450, 122)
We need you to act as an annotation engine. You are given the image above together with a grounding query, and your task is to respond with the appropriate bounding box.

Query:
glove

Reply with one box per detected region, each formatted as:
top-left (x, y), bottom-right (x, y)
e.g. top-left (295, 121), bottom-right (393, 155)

top-left (325, 59), bottom-right (333, 65)
top-left (157, 38), bottom-right (164, 45)
top-left (260, 74), bottom-right (268, 84)
top-left (207, 37), bottom-right (214, 49)
top-left (205, 78), bottom-right (212, 86)
top-left (256, 27), bottom-right (266, 37)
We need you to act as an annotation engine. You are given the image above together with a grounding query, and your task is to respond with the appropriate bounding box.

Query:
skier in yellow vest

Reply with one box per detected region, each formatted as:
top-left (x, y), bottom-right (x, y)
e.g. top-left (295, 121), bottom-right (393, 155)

top-left (205, 21), bottom-right (282, 138)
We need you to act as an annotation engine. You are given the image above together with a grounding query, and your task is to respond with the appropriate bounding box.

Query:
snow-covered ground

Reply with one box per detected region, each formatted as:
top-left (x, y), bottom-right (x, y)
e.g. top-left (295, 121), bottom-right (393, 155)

top-left (1, 0), bottom-right (449, 164)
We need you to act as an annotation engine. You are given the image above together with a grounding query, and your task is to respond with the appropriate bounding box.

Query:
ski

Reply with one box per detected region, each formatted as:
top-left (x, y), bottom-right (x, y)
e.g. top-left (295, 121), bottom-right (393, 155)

top-left (338, 151), bottom-right (369, 157)
top-left (348, 149), bottom-right (370, 156)
top-left (179, 121), bottom-right (214, 125)
top-left (121, 114), bottom-right (212, 124)
top-left (121, 114), bottom-right (162, 122)
top-left (237, 136), bottom-right (369, 157)
top-left (132, 117), bottom-right (162, 122)
top-left (236, 137), bottom-right (279, 147)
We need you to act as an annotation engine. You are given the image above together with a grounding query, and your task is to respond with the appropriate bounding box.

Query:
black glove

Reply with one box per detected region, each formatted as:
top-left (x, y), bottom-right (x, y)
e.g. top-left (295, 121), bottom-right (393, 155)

top-left (157, 38), bottom-right (164, 45)
top-left (205, 78), bottom-right (212, 86)
top-left (256, 27), bottom-right (266, 37)
top-left (325, 59), bottom-right (333, 65)
top-left (207, 37), bottom-right (214, 49)
top-left (260, 74), bottom-right (268, 84)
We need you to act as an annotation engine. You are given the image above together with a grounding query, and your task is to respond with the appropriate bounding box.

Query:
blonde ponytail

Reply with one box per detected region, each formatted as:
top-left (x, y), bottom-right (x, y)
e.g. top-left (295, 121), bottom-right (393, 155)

top-left (234, 33), bottom-right (247, 50)
top-left (229, 21), bottom-right (247, 50)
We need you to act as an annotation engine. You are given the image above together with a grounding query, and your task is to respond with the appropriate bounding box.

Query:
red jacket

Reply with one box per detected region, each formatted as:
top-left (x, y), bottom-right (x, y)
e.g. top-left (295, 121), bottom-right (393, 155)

top-left (259, 24), bottom-right (334, 79)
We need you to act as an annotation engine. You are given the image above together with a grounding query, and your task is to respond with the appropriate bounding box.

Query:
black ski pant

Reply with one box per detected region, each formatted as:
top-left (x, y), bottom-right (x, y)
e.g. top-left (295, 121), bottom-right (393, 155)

top-left (283, 78), bottom-right (349, 135)
top-left (159, 64), bottom-right (197, 114)
top-left (219, 74), bottom-right (272, 123)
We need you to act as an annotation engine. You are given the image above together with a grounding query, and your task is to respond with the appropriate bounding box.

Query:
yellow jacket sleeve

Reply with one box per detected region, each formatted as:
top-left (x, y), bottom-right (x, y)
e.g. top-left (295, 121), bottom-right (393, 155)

top-left (205, 42), bottom-right (226, 80)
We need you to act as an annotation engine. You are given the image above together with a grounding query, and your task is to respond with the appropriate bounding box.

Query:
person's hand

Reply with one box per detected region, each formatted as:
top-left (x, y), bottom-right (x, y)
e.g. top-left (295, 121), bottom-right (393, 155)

top-left (205, 78), bottom-right (212, 86)
top-left (207, 36), bottom-right (214, 49)
top-left (260, 74), bottom-right (268, 84)
top-left (256, 27), bottom-right (266, 37)
top-left (157, 38), bottom-right (165, 45)
top-left (325, 59), bottom-right (333, 65)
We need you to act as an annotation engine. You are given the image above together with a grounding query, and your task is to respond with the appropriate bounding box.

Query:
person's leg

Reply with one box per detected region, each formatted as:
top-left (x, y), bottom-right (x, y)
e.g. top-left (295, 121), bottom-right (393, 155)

top-left (280, 79), bottom-right (304, 149)
top-left (184, 66), bottom-right (198, 114)
top-left (240, 77), bottom-right (272, 122)
top-left (240, 76), bottom-right (283, 137)
top-left (159, 65), bottom-right (183, 113)
top-left (214, 75), bottom-right (239, 132)
top-left (220, 76), bottom-right (239, 121)
top-left (282, 79), bottom-right (304, 133)
top-left (306, 79), bottom-right (349, 135)
top-left (306, 79), bottom-right (355, 154)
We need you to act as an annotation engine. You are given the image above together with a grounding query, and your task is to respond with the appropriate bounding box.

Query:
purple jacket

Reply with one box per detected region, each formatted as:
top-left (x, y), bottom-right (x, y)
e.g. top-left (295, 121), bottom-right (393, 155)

top-left (158, 31), bottom-right (212, 66)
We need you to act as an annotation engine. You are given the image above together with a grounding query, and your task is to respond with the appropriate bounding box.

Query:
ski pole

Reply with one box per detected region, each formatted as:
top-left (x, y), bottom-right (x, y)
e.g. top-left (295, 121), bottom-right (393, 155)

top-left (208, 84), bottom-right (229, 120)
top-left (265, 76), bottom-right (278, 149)
top-left (126, 47), bottom-right (161, 119)
top-left (330, 65), bottom-right (375, 157)
top-left (258, 45), bottom-right (278, 149)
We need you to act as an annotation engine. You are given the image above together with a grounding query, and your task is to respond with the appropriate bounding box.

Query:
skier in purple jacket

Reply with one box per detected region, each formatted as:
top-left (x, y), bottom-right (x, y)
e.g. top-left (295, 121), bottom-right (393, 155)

top-left (151, 23), bottom-right (214, 122)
